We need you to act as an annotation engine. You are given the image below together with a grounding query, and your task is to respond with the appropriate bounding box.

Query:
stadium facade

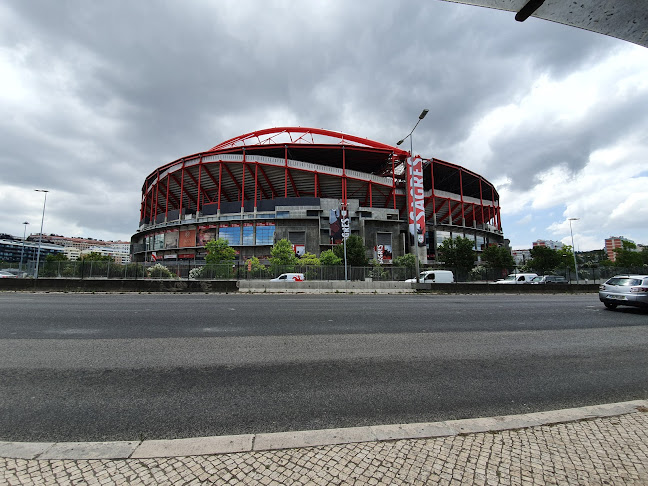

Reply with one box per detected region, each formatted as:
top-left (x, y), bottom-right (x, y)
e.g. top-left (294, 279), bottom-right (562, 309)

top-left (130, 127), bottom-right (504, 264)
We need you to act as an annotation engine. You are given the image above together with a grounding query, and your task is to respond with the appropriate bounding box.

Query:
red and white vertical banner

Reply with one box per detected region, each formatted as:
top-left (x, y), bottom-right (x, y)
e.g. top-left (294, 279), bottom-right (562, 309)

top-left (407, 156), bottom-right (426, 246)
top-left (340, 204), bottom-right (350, 239)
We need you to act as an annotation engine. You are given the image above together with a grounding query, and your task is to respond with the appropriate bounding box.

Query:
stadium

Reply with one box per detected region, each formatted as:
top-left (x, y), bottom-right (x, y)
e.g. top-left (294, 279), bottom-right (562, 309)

top-left (130, 127), bottom-right (504, 264)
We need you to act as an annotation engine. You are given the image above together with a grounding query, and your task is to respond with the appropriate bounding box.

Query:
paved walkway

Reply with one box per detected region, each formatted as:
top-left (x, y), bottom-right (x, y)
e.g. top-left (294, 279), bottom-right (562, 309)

top-left (2, 401), bottom-right (647, 485)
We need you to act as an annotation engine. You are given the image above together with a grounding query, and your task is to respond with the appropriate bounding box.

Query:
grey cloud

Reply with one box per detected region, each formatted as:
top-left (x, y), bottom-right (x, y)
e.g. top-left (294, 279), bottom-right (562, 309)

top-left (0, 0), bottom-right (644, 241)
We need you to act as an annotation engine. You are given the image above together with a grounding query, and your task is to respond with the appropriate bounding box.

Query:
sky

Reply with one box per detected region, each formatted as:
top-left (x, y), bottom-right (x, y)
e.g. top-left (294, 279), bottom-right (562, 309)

top-left (1, 1), bottom-right (647, 251)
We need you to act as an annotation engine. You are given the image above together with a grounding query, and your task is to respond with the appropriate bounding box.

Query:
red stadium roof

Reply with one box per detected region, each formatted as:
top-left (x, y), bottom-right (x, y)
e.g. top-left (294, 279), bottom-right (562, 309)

top-left (210, 127), bottom-right (410, 157)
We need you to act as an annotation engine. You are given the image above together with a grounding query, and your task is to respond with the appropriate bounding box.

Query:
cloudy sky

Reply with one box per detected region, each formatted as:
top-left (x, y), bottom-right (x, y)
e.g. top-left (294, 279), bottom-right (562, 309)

top-left (1, 1), bottom-right (647, 251)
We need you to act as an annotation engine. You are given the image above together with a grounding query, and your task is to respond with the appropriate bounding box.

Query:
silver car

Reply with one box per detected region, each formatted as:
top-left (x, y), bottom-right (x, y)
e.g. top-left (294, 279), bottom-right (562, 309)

top-left (599, 275), bottom-right (648, 310)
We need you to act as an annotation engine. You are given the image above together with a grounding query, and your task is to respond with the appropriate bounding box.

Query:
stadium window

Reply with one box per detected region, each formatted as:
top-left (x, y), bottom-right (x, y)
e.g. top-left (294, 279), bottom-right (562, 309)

top-left (242, 225), bottom-right (254, 245)
top-left (219, 226), bottom-right (241, 245)
top-left (255, 224), bottom-right (275, 245)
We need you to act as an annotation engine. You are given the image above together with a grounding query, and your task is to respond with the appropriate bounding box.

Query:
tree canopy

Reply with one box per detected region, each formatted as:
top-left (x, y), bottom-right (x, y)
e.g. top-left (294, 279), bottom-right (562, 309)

top-left (332, 235), bottom-right (368, 266)
top-left (481, 245), bottom-right (515, 272)
top-left (270, 238), bottom-right (298, 266)
top-left (527, 245), bottom-right (561, 274)
top-left (319, 249), bottom-right (342, 266)
top-left (614, 241), bottom-right (644, 268)
top-left (205, 238), bottom-right (237, 264)
top-left (436, 236), bottom-right (475, 271)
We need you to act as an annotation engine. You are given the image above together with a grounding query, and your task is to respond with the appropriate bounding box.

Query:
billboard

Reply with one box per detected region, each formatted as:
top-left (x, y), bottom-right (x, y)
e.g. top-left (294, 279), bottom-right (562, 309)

top-left (407, 156), bottom-right (426, 246)
top-left (164, 230), bottom-right (179, 249)
top-left (329, 205), bottom-right (350, 245)
top-left (178, 229), bottom-right (196, 248)
top-left (373, 244), bottom-right (393, 264)
top-left (197, 224), bottom-right (218, 246)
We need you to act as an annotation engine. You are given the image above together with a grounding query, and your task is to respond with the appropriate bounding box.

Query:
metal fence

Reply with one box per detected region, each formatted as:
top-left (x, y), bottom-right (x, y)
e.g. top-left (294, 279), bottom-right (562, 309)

top-left (2, 260), bottom-right (646, 282)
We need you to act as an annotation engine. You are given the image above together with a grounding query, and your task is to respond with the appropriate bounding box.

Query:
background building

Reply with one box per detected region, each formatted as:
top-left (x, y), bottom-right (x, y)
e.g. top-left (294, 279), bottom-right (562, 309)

top-left (0, 237), bottom-right (64, 264)
top-left (532, 239), bottom-right (564, 250)
top-left (28, 234), bottom-right (131, 263)
top-left (605, 236), bottom-right (634, 262)
top-left (131, 127), bottom-right (505, 263)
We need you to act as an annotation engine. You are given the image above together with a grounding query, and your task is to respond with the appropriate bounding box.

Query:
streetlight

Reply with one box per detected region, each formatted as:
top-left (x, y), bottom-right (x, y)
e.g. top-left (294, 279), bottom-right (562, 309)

top-left (19, 221), bottom-right (29, 272)
top-left (568, 217), bottom-right (579, 284)
top-left (34, 189), bottom-right (49, 279)
top-left (397, 108), bottom-right (429, 283)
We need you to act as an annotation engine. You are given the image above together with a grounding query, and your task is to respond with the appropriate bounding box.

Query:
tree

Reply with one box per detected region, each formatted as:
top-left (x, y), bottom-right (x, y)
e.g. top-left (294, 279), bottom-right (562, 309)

top-left (205, 238), bottom-right (236, 264)
top-left (319, 249), bottom-right (342, 266)
top-left (436, 236), bottom-right (475, 272)
top-left (527, 246), bottom-right (561, 275)
top-left (332, 235), bottom-right (369, 266)
top-left (392, 253), bottom-right (416, 269)
top-left (270, 239), bottom-right (297, 266)
top-left (46, 253), bottom-right (68, 262)
top-left (481, 245), bottom-right (515, 273)
top-left (299, 252), bottom-right (320, 266)
top-left (556, 245), bottom-right (576, 270)
top-left (81, 252), bottom-right (113, 262)
top-left (614, 241), bottom-right (643, 268)
top-left (244, 256), bottom-right (265, 272)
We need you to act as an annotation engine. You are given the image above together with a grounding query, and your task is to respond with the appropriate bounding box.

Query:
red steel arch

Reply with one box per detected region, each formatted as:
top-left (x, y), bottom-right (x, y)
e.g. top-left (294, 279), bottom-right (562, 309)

top-left (210, 126), bottom-right (410, 157)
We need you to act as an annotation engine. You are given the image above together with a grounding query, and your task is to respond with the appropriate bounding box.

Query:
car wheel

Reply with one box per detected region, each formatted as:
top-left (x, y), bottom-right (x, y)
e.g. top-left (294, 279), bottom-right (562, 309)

top-left (604, 302), bottom-right (618, 310)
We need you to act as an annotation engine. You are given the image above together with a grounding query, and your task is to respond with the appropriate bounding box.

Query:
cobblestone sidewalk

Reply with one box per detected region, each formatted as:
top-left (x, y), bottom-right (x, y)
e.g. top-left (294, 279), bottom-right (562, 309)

top-left (2, 411), bottom-right (648, 485)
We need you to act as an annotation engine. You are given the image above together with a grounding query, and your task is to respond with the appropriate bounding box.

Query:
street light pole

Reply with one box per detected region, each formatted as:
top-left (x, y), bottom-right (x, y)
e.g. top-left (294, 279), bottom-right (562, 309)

top-left (34, 189), bottom-right (49, 279)
top-left (398, 109), bottom-right (429, 283)
top-left (19, 221), bottom-right (29, 272)
top-left (568, 217), bottom-right (579, 284)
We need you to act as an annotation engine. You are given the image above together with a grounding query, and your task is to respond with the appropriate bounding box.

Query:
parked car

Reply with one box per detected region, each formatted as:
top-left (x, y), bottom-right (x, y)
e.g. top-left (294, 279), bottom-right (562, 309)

top-left (271, 273), bottom-right (305, 282)
top-left (0, 268), bottom-right (29, 278)
top-left (493, 273), bottom-right (538, 284)
top-left (0, 270), bottom-right (17, 278)
top-left (405, 270), bottom-right (454, 283)
top-left (529, 275), bottom-right (568, 284)
top-left (599, 275), bottom-right (648, 310)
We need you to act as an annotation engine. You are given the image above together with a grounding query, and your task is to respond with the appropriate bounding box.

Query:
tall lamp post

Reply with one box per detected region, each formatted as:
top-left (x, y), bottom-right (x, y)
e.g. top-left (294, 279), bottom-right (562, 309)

top-left (397, 108), bottom-right (429, 283)
top-left (34, 189), bottom-right (49, 279)
top-left (19, 221), bottom-right (29, 272)
top-left (568, 217), bottom-right (579, 284)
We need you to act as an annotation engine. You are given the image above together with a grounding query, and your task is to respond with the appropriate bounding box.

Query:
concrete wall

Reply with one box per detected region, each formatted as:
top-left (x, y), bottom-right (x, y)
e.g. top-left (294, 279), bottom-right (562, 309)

top-left (0, 278), bottom-right (598, 294)
top-left (0, 278), bottom-right (238, 293)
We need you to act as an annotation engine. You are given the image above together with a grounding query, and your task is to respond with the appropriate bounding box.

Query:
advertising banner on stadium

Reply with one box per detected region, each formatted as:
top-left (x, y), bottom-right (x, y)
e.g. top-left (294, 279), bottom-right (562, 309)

top-left (164, 230), bottom-right (179, 249)
top-left (407, 156), bottom-right (425, 246)
top-left (178, 229), bottom-right (196, 248)
top-left (197, 225), bottom-right (218, 246)
top-left (373, 244), bottom-right (393, 264)
top-left (329, 209), bottom-right (342, 244)
top-left (330, 204), bottom-right (350, 244)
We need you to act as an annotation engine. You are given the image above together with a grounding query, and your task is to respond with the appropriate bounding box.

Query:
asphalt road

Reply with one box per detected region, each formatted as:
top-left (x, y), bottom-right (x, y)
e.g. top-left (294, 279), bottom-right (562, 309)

top-left (0, 293), bottom-right (646, 442)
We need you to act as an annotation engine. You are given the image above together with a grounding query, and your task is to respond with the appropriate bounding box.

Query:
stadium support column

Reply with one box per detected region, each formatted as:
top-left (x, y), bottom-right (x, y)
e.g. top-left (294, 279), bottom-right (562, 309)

top-left (179, 159), bottom-right (186, 218)
top-left (284, 145), bottom-right (288, 197)
top-left (459, 169), bottom-right (466, 227)
top-left (241, 148), bottom-right (246, 212)
top-left (218, 161), bottom-right (223, 214)
top-left (197, 157), bottom-right (203, 217)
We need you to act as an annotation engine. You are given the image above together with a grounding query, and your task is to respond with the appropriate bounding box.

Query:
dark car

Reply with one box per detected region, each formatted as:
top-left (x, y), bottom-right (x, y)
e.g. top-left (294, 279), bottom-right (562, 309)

top-left (599, 275), bottom-right (648, 310)
top-left (530, 275), bottom-right (568, 284)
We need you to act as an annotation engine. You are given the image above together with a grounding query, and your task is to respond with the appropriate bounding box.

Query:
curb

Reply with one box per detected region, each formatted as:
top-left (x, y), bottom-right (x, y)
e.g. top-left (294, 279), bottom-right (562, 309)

top-left (1, 400), bottom-right (646, 460)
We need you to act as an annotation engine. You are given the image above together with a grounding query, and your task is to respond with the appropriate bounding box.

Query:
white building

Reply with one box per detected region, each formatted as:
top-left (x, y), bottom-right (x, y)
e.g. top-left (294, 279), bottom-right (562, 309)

top-left (532, 239), bottom-right (564, 250)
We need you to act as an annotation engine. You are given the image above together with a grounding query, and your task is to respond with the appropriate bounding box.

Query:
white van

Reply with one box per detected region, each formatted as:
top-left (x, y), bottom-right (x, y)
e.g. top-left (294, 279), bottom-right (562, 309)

top-left (406, 270), bottom-right (454, 283)
top-left (271, 273), bottom-right (305, 282)
top-left (493, 273), bottom-right (537, 284)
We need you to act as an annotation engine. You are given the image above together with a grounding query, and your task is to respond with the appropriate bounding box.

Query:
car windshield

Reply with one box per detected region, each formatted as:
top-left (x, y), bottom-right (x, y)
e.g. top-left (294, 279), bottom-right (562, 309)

top-left (530, 276), bottom-right (542, 282)
top-left (502, 275), bottom-right (517, 281)
top-left (607, 277), bottom-right (641, 286)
